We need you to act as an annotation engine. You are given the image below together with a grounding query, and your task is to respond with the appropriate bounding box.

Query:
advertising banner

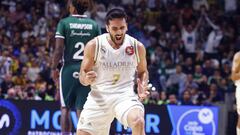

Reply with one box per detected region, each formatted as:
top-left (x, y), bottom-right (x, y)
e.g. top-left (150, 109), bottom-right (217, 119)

top-left (0, 99), bottom-right (218, 135)
top-left (167, 105), bottom-right (218, 135)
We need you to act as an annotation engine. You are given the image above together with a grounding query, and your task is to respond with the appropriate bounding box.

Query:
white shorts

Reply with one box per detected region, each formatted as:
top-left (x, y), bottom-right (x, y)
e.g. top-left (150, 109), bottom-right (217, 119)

top-left (236, 86), bottom-right (240, 115)
top-left (77, 90), bottom-right (144, 135)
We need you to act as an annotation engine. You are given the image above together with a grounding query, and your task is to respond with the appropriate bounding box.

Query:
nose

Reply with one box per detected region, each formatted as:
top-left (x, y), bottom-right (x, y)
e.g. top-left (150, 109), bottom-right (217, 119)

top-left (116, 29), bottom-right (122, 35)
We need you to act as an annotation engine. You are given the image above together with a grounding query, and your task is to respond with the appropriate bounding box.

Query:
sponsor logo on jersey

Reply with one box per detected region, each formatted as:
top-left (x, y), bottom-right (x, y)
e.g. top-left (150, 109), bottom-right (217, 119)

top-left (70, 30), bottom-right (91, 37)
top-left (125, 46), bottom-right (134, 55)
top-left (99, 61), bottom-right (135, 71)
top-left (69, 23), bottom-right (93, 30)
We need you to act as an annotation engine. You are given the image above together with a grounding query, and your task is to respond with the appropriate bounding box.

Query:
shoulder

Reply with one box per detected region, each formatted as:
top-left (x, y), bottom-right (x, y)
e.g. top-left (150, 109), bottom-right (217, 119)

top-left (59, 16), bottom-right (70, 23)
top-left (234, 52), bottom-right (240, 60)
top-left (125, 34), bottom-right (145, 50)
top-left (132, 38), bottom-right (145, 54)
top-left (85, 37), bottom-right (98, 50)
top-left (57, 17), bottom-right (70, 27)
top-left (95, 33), bottom-right (106, 40)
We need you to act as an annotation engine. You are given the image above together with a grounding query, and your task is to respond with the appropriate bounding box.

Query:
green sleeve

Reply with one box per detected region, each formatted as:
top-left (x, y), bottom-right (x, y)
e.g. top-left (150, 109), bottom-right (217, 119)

top-left (55, 20), bottom-right (65, 39)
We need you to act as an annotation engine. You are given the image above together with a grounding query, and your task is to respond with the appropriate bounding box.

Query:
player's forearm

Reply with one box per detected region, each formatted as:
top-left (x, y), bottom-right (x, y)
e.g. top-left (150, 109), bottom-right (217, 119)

top-left (51, 50), bottom-right (63, 69)
top-left (138, 70), bottom-right (149, 84)
top-left (51, 39), bottom-right (64, 69)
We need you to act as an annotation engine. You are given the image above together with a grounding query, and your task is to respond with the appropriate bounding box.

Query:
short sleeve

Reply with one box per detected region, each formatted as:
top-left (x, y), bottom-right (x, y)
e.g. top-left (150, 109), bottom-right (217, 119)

top-left (55, 20), bottom-right (65, 39)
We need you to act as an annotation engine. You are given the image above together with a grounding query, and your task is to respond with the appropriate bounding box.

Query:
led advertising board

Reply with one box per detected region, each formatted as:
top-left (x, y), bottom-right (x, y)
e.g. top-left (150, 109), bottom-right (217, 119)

top-left (0, 99), bottom-right (218, 135)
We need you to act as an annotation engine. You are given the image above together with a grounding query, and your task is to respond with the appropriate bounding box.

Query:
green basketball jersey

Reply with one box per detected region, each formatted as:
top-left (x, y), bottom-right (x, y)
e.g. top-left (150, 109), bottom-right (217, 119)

top-left (55, 15), bottom-right (101, 64)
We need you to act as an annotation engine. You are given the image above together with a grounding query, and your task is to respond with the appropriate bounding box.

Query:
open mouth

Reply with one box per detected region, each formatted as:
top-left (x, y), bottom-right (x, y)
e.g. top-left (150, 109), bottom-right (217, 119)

top-left (115, 35), bottom-right (122, 40)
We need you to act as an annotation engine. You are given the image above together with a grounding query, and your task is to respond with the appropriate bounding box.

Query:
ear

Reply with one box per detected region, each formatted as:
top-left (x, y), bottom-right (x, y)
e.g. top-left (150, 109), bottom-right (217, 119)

top-left (67, 0), bottom-right (74, 14)
top-left (106, 25), bottom-right (109, 32)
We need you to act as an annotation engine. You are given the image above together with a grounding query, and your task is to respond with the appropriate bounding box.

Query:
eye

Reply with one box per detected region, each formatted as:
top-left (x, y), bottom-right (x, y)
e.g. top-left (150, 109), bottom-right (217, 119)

top-left (120, 27), bottom-right (125, 30)
top-left (112, 27), bottom-right (118, 31)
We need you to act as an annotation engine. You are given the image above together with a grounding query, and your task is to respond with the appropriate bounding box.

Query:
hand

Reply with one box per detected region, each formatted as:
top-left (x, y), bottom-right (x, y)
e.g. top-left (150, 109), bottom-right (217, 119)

top-left (85, 71), bottom-right (97, 85)
top-left (51, 69), bottom-right (59, 88)
top-left (137, 78), bottom-right (150, 101)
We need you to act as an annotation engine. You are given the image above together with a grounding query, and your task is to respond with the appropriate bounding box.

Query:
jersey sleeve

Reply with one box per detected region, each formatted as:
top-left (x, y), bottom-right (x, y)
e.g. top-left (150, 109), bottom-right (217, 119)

top-left (55, 20), bottom-right (65, 39)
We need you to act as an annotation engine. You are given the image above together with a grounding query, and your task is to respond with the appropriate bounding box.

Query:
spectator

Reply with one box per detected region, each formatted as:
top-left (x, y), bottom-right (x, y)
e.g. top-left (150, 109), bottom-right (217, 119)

top-left (91, 3), bottom-right (107, 32)
top-left (1, 74), bottom-right (14, 95)
top-left (167, 93), bottom-right (179, 105)
top-left (5, 88), bottom-right (17, 99)
top-left (27, 60), bottom-right (40, 82)
top-left (202, 59), bottom-right (215, 77)
top-left (180, 90), bottom-right (194, 105)
top-left (185, 74), bottom-right (199, 89)
top-left (157, 91), bottom-right (168, 105)
top-left (182, 57), bottom-right (194, 74)
top-left (203, 13), bottom-right (223, 61)
top-left (166, 64), bottom-right (187, 95)
top-left (0, 50), bottom-right (12, 77)
top-left (207, 83), bottom-right (224, 103)
top-left (224, 0), bottom-right (237, 13)
top-left (208, 68), bottom-right (222, 85)
top-left (178, 9), bottom-right (203, 60)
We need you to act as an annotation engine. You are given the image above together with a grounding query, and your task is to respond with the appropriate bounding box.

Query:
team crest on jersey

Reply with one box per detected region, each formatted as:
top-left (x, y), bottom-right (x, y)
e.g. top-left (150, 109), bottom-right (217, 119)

top-left (125, 46), bottom-right (134, 55)
top-left (101, 46), bottom-right (106, 54)
top-left (100, 46), bottom-right (107, 60)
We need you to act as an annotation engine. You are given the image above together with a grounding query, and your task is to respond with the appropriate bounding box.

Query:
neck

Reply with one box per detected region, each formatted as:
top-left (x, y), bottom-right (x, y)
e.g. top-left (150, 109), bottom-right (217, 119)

top-left (71, 9), bottom-right (84, 15)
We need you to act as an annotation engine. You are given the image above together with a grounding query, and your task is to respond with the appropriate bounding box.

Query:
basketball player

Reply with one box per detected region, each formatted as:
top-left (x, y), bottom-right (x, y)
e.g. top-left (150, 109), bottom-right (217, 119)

top-left (51, 0), bottom-right (101, 134)
top-left (76, 8), bottom-right (149, 135)
top-left (231, 51), bottom-right (240, 135)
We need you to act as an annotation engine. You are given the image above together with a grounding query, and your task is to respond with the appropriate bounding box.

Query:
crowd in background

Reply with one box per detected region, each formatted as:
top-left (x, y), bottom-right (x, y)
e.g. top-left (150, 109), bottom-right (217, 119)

top-left (0, 0), bottom-right (239, 106)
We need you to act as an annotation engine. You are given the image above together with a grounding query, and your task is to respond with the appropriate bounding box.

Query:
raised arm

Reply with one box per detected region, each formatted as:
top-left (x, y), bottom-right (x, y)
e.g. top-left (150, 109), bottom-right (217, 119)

top-left (136, 41), bottom-right (149, 100)
top-left (194, 15), bottom-right (203, 31)
top-left (205, 15), bottom-right (219, 30)
top-left (231, 52), bottom-right (240, 81)
top-left (79, 39), bottom-right (97, 86)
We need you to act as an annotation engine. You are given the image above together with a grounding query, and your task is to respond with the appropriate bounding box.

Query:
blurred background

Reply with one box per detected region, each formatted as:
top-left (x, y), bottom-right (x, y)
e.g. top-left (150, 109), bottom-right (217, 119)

top-left (0, 0), bottom-right (239, 135)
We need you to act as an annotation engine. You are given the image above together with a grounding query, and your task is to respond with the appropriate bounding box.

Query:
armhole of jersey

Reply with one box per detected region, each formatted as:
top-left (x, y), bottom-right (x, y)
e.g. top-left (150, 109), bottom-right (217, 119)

top-left (133, 39), bottom-right (140, 63)
top-left (94, 37), bottom-right (100, 63)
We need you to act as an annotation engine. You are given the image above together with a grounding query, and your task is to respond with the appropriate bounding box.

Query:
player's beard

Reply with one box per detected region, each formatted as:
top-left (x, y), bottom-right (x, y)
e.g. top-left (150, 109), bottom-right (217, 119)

top-left (109, 33), bottom-right (125, 46)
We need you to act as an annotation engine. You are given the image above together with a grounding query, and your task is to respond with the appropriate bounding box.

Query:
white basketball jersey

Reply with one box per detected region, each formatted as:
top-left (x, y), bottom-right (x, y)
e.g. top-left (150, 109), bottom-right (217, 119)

top-left (91, 33), bottom-right (140, 94)
top-left (235, 80), bottom-right (240, 87)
